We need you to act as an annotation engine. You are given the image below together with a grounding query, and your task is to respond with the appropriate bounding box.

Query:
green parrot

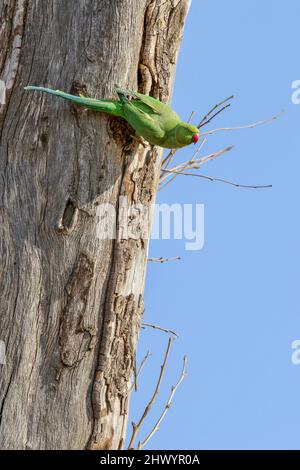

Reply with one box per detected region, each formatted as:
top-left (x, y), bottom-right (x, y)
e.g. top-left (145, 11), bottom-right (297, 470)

top-left (24, 85), bottom-right (200, 149)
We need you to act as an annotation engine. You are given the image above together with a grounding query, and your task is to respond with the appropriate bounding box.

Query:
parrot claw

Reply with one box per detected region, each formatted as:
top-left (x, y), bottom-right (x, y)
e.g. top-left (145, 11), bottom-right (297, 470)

top-left (130, 135), bottom-right (148, 148)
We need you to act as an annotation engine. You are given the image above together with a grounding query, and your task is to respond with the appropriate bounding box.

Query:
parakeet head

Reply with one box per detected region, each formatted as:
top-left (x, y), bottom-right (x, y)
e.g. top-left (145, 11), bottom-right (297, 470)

top-left (175, 122), bottom-right (200, 147)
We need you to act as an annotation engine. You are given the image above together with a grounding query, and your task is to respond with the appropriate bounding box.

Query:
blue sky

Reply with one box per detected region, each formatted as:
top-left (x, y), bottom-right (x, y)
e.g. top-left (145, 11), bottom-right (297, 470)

top-left (128, 0), bottom-right (300, 450)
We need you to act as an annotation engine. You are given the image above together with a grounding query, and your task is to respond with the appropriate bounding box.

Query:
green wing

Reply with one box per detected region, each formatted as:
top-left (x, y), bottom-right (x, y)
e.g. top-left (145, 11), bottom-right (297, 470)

top-left (114, 87), bottom-right (162, 115)
top-left (114, 87), bottom-right (180, 124)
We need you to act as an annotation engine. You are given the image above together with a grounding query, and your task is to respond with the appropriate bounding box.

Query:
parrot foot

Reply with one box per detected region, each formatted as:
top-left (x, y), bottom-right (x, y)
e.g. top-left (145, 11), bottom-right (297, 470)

top-left (130, 135), bottom-right (148, 148)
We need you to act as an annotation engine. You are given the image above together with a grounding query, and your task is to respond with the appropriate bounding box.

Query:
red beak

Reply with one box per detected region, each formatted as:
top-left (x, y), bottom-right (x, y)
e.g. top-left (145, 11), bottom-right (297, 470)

top-left (192, 134), bottom-right (199, 144)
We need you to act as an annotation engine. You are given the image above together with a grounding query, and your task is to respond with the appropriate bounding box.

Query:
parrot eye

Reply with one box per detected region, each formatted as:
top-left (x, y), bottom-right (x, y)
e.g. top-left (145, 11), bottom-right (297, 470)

top-left (192, 134), bottom-right (199, 144)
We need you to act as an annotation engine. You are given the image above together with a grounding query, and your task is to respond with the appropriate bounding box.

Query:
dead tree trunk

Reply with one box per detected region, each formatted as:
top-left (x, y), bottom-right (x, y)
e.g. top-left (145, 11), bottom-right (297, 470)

top-left (0, 0), bottom-right (190, 450)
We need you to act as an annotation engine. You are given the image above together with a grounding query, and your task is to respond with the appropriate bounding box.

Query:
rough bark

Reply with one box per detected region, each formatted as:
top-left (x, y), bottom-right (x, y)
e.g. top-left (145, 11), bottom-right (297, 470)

top-left (0, 0), bottom-right (191, 450)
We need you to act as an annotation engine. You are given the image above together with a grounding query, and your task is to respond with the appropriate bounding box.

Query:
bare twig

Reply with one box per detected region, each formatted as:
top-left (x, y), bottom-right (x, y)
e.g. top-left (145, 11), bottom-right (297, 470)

top-left (142, 322), bottom-right (179, 338)
top-left (191, 137), bottom-right (207, 160)
top-left (161, 168), bottom-right (272, 189)
top-left (128, 337), bottom-right (174, 450)
top-left (199, 111), bottom-right (283, 137)
top-left (197, 145), bottom-right (234, 165)
top-left (161, 149), bottom-right (177, 175)
top-left (131, 350), bottom-right (152, 392)
top-left (198, 103), bottom-right (231, 128)
top-left (197, 95), bottom-right (234, 128)
top-left (187, 110), bottom-right (195, 123)
top-left (138, 355), bottom-right (187, 450)
top-left (160, 139), bottom-right (206, 187)
top-left (159, 139), bottom-right (207, 190)
top-left (147, 256), bottom-right (181, 263)
top-left (161, 144), bottom-right (233, 181)
top-left (162, 148), bottom-right (175, 167)
top-left (159, 145), bottom-right (233, 191)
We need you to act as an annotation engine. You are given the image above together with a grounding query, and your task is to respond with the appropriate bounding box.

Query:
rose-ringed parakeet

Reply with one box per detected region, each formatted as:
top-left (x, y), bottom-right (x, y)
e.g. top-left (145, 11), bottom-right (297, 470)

top-left (24, 85), bottom-right (199, 149)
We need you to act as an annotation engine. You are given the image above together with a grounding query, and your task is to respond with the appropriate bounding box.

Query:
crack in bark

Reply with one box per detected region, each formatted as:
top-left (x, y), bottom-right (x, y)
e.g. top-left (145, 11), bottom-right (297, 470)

top-left (0, 0), bottom-right (29, 140)
top-left (59, 253), bottom-right (95, 368)
top-left (0, 372), bottom-right (13, 429)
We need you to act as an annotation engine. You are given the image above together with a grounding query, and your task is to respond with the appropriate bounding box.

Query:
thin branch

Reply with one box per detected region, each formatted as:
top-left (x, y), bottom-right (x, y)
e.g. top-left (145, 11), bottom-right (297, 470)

top-left (147, 256), bottom-right (181, 263)
top-left (159, 139), bottom-right (207, 189)
top-left (165, 145), bottom-right (234, 175)
top-left (161, 168), bottom-right (272, 189)
top-left (187, 110), bottom-right (195, 123)
top-left (162, 149), bottom-right (175, 167)
top-left (191, 137), bottom-right (207, 160)
top-left (127, 337), bottom-right (174, 450)
top-left (161, 149), bottom-right (177, 175)
top-left (142, 322), bottom-right (179, 338)
top-left (197, 95), bottom-right (234, 128)
top-left (131, 351), bottom-right (152, 392)
top-left (138, 355), bottom-right (187, 450)
top-left (197, 145), bottom-right (234, 165)
top-left (159, 139), bottom-right (206, 186)
top-left (159, 144), bottom-right (233, 191)
top-left (198, 103), bottom-right (231, 129)
top-left (199, 111), bottom-right (283, 137)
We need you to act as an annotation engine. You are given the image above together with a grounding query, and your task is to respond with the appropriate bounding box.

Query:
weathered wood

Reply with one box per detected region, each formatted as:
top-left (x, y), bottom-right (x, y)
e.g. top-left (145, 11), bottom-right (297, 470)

top-left (0, 0), bottom-right (191, 450)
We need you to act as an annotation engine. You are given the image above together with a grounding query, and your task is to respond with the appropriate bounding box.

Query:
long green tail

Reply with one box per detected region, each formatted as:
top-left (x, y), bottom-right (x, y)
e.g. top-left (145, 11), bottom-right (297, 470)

top-left (24, 86), bottom-right (124, 116)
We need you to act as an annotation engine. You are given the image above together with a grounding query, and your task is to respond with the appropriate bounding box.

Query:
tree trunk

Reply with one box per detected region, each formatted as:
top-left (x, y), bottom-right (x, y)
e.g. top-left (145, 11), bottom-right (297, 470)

top-left (0, 0), bottom-right (190, 450)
